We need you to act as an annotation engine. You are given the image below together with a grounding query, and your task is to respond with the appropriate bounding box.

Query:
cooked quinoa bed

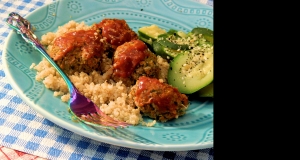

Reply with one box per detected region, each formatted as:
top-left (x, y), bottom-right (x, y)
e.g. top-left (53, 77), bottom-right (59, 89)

top-left (30, 20), bottom-right (170, 126)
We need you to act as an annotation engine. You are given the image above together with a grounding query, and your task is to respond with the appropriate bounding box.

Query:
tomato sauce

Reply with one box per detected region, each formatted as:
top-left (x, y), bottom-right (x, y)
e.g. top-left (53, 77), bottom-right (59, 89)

top-left (135, 76), bottom-right (189, 113)
top-left (52, 29), bottom-right (105, 60)
top-left (113, 39), bottom-right (150, 78)
top-left (96, 19), bottom-right (138, 49)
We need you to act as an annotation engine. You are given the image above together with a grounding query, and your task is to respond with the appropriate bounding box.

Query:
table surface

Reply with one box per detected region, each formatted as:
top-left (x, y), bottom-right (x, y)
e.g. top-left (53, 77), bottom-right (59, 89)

top-left (0, 0), bottom-right (214, 159)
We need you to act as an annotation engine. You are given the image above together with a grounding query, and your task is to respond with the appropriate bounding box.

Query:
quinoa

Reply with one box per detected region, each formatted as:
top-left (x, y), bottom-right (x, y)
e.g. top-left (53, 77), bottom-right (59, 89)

top-left (31, 20), bottom-right (170, 126)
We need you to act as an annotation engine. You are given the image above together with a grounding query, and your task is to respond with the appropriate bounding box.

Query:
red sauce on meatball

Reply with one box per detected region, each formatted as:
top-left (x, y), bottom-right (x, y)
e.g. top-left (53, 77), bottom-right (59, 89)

top-left (96, 19), bottom-right (138, 49)
top-left (135, 76), bottom-right (189, 113)
top-left (113, 39), bottom-right (150, 78)
top-left (52, 29), bottom-right (104, 60)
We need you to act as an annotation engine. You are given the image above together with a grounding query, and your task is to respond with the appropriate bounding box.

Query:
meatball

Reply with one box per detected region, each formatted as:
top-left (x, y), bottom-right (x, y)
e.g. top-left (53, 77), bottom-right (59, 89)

top-left (130, 76), bottom-right (189, 122)
top-left (48, 28), bottom-right (108, 74)
top-left (96, 18), bottom-right (138, 50)
top-left (112, 39), bottom-right (160, 86)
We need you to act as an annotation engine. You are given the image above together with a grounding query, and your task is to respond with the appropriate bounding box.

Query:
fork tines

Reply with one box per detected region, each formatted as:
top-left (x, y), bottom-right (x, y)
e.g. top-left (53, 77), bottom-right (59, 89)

top-left (80, 109), bottom-right (130, 128)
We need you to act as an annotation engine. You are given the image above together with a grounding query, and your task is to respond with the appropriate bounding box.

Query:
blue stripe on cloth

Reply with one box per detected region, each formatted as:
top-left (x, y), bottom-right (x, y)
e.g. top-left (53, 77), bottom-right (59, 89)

top-left (13, 124), bottom-right (27, 132)
top-left (17, 5), bottom-right (25, 10)
top-left (25, 141), bottom-right (40, 150)
top-left (56, 135), bottom-right (71, 144)
top-left (0, 93), bottom-right (6, 99)
top-left (2, 106), bottom-right (15, 114)
top-left (1, 32), bottom-right (8, 37)
top-left (48, 147), bottom-right (62, 157)
top-left (0, 118), bottom-right (5, 125)
top-left (23, 0), bottom-right (32, 3)
top-left (36, 2), bottom-right (45, 6)
top-left (0, 71), bottom-right (5, 77)
top-left (137, 150), bottom-right (152, 160)
top-left (21, 113), bottom-right (37, 120)
top-left (3, 135), bottom-right (18, 144)
top-left (41, 119), bottom-right (55, 126)
top-left (34, 129), bottom-right (48, 138)
top-left (96, 143), bottom-right (110, 155)
top-left (69, 153), bottom-right (83, 160)
top-left (209, 148), bottom-right (214, 160)
top-left (4, 2), bottom-right (13, 7)
top-left (116, 147), bottom-right (130, 158)
top-left (11, 96), bottom-right (23, 104)
top-left (3, 84), bottom-right (12, 90)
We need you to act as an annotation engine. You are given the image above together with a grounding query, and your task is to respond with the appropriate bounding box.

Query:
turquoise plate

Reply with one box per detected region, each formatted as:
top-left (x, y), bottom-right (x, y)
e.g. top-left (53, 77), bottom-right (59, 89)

top-left (2, 0), bottom-right (213, 151)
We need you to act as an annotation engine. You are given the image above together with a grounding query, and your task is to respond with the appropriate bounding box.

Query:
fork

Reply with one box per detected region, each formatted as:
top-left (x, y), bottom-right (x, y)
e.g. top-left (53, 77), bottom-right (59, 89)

top-left (6, 12), bottom-right (129, 128)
